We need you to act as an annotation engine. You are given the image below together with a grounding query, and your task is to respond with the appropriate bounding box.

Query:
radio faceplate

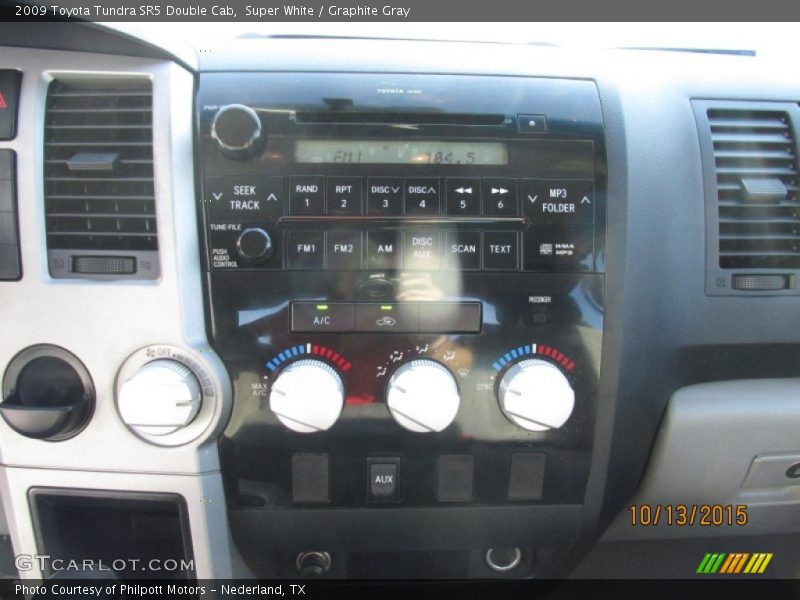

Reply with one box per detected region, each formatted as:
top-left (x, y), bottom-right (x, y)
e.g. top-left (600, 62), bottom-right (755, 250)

top-left (197, 73), bottom-right (606, 515)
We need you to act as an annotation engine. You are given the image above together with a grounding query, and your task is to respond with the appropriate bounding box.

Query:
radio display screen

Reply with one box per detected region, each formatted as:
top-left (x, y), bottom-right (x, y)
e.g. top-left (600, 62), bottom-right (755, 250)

top-left (294, 140), bottom-right (508, 165)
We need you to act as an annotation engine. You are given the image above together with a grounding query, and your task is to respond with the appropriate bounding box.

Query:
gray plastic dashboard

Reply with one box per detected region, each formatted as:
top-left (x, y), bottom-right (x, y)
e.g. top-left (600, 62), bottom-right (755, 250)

top-left (0, 22), bottom-right (799, 578)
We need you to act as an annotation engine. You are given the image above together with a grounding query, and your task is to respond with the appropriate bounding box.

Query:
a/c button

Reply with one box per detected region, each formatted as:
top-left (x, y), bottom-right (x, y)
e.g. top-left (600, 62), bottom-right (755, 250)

top-left (291, 302), bottom-right (354, 332)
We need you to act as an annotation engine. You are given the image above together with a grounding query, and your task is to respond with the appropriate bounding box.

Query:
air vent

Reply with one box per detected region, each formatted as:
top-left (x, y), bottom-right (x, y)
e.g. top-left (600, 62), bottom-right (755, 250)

top-left (707, 108), bottom-right (800, 269)
top-left (44, 77), bottom-right (158, 279)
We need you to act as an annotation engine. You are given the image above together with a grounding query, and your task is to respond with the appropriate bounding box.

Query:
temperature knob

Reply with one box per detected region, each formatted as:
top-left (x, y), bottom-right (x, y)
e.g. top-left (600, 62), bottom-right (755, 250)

top-left (269, 360), bottom-right (344, 433)
top-left (211, 104), bottom-right (265, 159)
top-left (118, 359), bottom-right (202, 436)
top-left (497, 359), bottom-right (574, 431)
top-left (386, 359), bottom-right (460, 433)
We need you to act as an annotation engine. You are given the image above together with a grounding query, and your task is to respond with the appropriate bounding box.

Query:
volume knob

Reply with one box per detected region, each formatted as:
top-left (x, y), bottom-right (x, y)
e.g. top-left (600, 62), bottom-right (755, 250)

top-left (386, 359), bottom-right (460, 433)
top-left (211, 104), bottom-right (265, 159)
top-left (269, 360), bottom-right (344, 433)
top-left (236, 227), bottom-right (273, 263)
top-left (497, 359), bottom-right (574, 431)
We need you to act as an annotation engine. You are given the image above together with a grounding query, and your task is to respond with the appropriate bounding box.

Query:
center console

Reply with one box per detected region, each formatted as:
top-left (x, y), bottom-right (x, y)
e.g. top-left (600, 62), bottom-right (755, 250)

top-left (197, 72), bottom-right (606, 576)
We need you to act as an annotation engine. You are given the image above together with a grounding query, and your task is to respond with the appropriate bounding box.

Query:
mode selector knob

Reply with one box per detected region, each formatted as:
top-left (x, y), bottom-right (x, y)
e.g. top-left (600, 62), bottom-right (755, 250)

top-left (498, 359), bottom-right (574, 431)
top-left (386, 359), bottom-right (460, 433)
top-left (118, 360), bottom-right (202, 436)
top-left (211, 104), bottom-right (265, 159)
top-left (236, 227), bottom-right (273, 263)
top-left (269, 360), bottom-right (344, 433)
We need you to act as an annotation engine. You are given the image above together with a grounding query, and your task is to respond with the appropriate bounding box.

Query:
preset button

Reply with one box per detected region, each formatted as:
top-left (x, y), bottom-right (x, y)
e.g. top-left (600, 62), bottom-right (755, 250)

top-left (327, 177), bottom-right (363, 215)
top-left (405, 178), bottom-right (440, 215)
top-left (367, 178), bottom-right (404, 215)
top-left (482, 178), bottom-right (518, 216)
top-left (290, 176), bottom-right (325, 215)
top-left (446, 178), bottom-right (481, 215)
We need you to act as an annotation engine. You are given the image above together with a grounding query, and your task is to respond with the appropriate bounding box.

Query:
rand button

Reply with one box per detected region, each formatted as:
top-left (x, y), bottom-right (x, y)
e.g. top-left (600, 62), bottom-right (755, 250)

top-left (290, 176), bottom-right (325, 215)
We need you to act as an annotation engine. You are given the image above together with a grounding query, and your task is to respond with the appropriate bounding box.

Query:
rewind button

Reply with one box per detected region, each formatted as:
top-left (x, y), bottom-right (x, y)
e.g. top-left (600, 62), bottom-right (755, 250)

top-left (446, 178), bottom-right (481, 215)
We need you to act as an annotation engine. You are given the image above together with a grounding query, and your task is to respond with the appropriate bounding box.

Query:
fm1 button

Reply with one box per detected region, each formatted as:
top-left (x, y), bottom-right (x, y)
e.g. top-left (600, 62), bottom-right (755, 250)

top-left (404, 231), bottom-right (441, 270)
top-left (368, 457), bottom-right (400, 502)
top-left (521, 179), bottom-right (595, 225)
top-left (288, 230), bottom-right (325, 269)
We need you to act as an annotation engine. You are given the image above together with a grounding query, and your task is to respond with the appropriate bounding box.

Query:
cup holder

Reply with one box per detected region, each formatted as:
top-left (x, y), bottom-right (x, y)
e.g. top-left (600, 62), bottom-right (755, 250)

top-left (1, 345), bottom-right (94, 441)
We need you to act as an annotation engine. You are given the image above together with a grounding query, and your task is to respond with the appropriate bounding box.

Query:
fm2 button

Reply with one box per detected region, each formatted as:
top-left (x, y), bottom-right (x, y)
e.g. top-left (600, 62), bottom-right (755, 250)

top-left (368, 457), bottom-right (400, 502)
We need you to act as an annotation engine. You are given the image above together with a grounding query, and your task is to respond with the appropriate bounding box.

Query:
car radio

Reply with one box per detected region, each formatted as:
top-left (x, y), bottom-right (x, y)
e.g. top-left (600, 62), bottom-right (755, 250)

top-left (196, 73), bottom-right (605, 528)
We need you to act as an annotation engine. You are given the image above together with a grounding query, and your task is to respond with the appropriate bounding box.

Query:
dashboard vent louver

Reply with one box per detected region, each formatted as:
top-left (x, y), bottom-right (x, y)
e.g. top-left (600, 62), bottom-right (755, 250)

top-left (43, 77), bottom-right (158, 278)
top-left (708, 108), bottom-right (800, 269)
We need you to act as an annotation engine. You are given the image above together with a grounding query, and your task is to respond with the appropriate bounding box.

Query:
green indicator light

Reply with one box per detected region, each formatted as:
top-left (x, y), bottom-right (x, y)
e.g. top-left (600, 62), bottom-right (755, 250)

top-left (380, 305), bottom-right (393, 311)
top-left (316, 304), bottom-right (329, 311)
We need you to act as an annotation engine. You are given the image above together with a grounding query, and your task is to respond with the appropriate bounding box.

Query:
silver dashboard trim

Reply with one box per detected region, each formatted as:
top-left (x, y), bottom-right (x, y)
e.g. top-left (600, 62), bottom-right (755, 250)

top-left (0, 47), bottom-right (235, 579)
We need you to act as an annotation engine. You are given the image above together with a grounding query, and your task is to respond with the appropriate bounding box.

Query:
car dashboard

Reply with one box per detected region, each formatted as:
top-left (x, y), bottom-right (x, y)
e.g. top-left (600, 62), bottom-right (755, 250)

top-left (0, 22), bottom-right (799, 581)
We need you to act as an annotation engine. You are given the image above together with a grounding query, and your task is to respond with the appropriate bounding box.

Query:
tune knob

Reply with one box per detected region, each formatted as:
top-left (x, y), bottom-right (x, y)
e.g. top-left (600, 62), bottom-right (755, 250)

top-left (236, 227), bottom-right (273, 263)
top-left (386, 359), bottom-right (460, 433)
top-left (211, 104), bottom-right (265, 159)
top-left (497, 359), bottom-right (574, 431)
top-left (118, 360), bottom-right (202, 436)
top-left (269, 360), bottom-right (344, 433)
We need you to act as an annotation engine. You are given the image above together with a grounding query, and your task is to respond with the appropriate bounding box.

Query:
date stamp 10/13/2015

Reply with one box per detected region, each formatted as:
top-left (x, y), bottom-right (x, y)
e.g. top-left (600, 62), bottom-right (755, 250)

top-left (629, 504), bottom-right (749, 527)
